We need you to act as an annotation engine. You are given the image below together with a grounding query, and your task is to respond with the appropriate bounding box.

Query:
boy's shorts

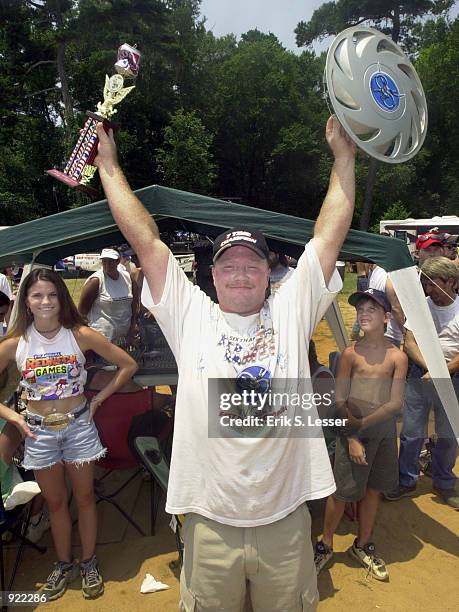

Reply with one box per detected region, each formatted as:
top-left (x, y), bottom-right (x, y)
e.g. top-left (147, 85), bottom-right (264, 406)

top-left (22, 400), bottom-right (106, 471)
top-left (333, 421), bottom-right (398, 502)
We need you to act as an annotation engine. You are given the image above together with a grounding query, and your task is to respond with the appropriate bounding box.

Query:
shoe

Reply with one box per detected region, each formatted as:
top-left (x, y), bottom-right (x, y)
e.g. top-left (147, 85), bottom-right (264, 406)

top-left (80, 555), bottom-right (104, 599)
top-left (433, 487), bottom-right (459, 509)
top-left (314, 540), bottom-right (333, 574)
top-left (41, 561), bottom-right (78, 600)
top-left (25, 511), bottom-right (50, 543)
top-left (383, 484), bottom-right (416, 501)
top-left (348, 539), bottom-right (388, 581)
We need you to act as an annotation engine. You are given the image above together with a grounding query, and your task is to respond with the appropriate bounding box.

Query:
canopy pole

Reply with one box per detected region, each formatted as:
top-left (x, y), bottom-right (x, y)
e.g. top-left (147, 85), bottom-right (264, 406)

top-left (8, 253), bottom-right (41, 328)
top-left (324, 298), bottom-right (350, 353)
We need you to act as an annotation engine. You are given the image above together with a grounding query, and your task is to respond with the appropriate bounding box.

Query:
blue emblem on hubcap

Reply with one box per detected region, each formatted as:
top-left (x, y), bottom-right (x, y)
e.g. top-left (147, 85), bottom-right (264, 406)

top-left (370, 72), bottom-right (400, 111)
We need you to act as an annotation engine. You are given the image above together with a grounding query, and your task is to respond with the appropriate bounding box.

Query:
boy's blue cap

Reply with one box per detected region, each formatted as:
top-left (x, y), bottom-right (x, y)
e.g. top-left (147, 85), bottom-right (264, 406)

top-left (348, 288), bottom-right (391, 313)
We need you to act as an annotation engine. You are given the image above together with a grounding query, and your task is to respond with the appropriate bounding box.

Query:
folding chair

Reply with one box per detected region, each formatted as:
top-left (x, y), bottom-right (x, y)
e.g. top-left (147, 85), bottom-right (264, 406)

top-left (86, 388), bottom-right (153, 536)
top-left (0, 490), bottom-right (46, 612)
top-left (133, 436), bottom-right (183, 566)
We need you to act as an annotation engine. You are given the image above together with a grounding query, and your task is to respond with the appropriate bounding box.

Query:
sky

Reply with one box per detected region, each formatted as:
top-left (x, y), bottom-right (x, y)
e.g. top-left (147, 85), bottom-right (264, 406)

top-left (199, 0), bottom-right (328, 54)
top-left (199, 0), bottom-right (459, 54)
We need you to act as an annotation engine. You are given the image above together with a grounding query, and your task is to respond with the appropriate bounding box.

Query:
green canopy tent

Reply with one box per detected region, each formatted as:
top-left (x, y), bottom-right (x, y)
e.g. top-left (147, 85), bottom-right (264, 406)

top-left (1, 185), bottom-right (456, 437)
top-left (0, 185), bottom-right (413, 271)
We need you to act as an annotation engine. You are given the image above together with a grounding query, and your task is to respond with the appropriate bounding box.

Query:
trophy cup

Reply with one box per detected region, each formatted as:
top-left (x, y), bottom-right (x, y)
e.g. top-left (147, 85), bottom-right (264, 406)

top-left (47, 43), bottom-right (141, 197)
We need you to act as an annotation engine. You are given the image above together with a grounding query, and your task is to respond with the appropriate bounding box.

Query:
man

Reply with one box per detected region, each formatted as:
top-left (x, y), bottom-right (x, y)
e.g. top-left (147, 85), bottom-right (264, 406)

top-left (94, 116), bottom-right (356, 611)
top-left (443, 234), bottom-right (459, 264)
top-left (415, 230), bottom-right (447, 265)
top-left (386, 257), bottom-right (459, 508)
top-left (78, 248), bottom-right (139, 345)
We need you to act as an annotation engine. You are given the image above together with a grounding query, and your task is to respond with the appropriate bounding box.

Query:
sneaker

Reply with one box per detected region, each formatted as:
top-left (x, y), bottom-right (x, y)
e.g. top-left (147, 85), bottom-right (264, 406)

top-left (383, 484), bottom-right (416, 501)
top-left (314, 540), bottom-right (333, 574)
top-left (80, 555), bottom-right (104, 599)
top-left (41, 561), bottom-right (78, 600)
top-left (25, 511), bottom-right (50, 543)
top-left (433, 487), bottom-right (459, 509)
top-left (348, 539), bottom-right (388, 581)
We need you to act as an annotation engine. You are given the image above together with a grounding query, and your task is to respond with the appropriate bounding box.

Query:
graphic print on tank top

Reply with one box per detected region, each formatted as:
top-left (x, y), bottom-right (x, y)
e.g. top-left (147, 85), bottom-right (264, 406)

top-left (22, 352), bottom-right (84, 400)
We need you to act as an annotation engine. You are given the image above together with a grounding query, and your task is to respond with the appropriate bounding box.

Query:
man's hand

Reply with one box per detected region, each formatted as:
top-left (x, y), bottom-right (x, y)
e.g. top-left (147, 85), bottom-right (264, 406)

top-left (348, 438), bottom-right (368, 465)
top-left (94, 123), bottom-right (119, 175)
top-left (325, 115), bottom-right (356, 161)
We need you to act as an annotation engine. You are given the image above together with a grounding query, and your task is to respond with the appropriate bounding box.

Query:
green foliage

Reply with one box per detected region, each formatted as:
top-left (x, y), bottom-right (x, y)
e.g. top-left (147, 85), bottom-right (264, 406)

top-left (0, 1), bottom-right (458, 230)
top-left (156, 109), bottom-right (216, 194)
top-left (295, 0), bottom-right (453, 47)
top-left (370, 201), bottom-right (412, 233)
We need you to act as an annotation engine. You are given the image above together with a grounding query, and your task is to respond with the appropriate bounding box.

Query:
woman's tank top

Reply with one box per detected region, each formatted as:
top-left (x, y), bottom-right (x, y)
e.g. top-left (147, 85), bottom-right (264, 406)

top-left (16, 325), bottom-right (87, 401)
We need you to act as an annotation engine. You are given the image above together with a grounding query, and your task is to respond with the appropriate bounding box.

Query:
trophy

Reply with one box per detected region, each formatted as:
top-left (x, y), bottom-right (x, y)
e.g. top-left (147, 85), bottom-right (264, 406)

top-left (324, 27), bottom-right (427, 163)
top-left (47, 43), bottom-right (141, 197)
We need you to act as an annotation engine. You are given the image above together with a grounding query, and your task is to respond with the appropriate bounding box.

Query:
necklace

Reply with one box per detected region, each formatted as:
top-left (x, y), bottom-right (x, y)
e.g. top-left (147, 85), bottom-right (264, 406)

top-left (35, 324), bottom-right (62, 336)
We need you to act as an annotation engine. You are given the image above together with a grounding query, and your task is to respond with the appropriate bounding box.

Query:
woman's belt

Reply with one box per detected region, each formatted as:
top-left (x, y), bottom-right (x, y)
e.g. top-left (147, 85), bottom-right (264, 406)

top-left (26, 403), bottom-right (89, 430)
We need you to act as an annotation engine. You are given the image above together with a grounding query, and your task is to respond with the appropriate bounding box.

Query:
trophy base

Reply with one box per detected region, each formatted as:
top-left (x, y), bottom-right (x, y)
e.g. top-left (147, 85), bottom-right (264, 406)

top-left (46, 169), bottom-right (100, 198)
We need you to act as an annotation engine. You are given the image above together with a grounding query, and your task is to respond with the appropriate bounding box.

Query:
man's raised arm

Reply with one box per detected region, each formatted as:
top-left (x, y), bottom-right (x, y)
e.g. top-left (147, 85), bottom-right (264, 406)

top-left (94, 123), bottom-right (169, 304)
top-left (313, 116), bottom-right (356, 285)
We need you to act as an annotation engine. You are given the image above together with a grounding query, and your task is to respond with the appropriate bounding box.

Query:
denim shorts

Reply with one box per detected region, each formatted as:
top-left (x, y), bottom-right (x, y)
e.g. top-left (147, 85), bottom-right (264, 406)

top-left (22, 400), bottom-right (106, 471)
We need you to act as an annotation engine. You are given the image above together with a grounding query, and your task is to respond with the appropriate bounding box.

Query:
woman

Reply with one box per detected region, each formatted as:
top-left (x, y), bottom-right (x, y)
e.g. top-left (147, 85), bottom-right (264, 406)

top-left (0, 269), bottom-right (137, 601)
top-left (78, 248), bottom-right (138, 345)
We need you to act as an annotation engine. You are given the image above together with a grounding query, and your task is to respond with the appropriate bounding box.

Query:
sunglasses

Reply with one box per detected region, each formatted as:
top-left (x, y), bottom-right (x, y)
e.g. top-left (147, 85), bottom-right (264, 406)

top-left (417, 233), bottom-right (447, 244)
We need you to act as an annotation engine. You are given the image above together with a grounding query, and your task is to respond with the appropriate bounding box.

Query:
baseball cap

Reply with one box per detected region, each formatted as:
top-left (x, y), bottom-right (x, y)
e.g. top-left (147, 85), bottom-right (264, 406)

top-left (100, 248), bottom-right (120, 260)
top-left (415, 232), bottom-right (446, 250)
top-left (348, 288), bottom-right (392, 313)
top-left (212, 227), bottom-right (269, 262)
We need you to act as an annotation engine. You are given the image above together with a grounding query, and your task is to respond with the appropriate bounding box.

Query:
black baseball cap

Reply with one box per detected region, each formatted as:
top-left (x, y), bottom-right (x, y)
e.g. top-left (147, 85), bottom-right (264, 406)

top-left (348, 288), bottom-right (392, 313)
top-left (212, 227), bottom-right (269, 262)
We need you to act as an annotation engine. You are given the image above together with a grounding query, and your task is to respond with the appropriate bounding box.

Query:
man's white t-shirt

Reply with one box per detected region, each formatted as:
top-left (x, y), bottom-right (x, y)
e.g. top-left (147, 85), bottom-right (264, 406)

top-left (405, 295), bottom-right (459, 361)
top-left (142, 240), bottom-right (341, 527)
top-left (426, 296), bottom-right (459, 362)
top-left (369, 265), bottom-right (403, 344)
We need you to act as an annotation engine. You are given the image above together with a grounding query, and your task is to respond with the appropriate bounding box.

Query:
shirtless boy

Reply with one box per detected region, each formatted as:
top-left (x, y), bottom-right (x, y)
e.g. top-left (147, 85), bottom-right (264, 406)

top-left (314, 288), bottom-right (408, 580)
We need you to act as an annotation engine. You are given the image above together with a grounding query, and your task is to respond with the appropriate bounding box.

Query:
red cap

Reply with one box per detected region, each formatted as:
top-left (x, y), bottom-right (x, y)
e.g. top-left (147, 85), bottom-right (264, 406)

top-left (415, 232), bottom-right (445, 250)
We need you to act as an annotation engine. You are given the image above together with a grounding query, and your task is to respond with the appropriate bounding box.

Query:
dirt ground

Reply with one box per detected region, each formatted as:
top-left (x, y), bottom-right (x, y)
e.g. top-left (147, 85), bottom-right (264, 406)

top-left (6, 463), bottom-right (458, 612)
top-left (4, 287), bottom-right (459, 611)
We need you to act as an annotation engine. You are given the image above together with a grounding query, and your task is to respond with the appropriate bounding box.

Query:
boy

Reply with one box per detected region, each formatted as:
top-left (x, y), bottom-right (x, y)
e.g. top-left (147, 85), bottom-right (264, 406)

top-left (315, 288), bottom-right (408, 580)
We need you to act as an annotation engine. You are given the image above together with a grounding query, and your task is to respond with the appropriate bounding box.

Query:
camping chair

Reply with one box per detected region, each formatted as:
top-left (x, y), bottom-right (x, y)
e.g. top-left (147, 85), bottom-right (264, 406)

top-left (0, 491), bottom-right (46, 611)
top-left (87, 388), bottom-right (154, 537)
top-left (133, 436), bottom-right (183, 566)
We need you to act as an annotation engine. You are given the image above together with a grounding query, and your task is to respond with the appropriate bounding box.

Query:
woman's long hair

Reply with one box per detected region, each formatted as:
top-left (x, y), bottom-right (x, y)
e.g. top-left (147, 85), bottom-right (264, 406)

top-left (4, 268), bottom-right (87, 340)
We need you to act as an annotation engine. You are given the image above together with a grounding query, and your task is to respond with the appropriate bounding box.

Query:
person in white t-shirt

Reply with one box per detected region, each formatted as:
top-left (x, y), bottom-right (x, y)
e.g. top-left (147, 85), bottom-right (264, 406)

top-left (93, 116), bottom-right (356, 611)
top-left (78, 248), bottom-right (139, 345)
top-left (386, 257), bottom-right (459, 508)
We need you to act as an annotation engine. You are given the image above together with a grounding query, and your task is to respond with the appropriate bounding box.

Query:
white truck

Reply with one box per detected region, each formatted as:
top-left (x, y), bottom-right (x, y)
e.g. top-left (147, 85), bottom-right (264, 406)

top-left (380, 215), bottom-right (459, 254)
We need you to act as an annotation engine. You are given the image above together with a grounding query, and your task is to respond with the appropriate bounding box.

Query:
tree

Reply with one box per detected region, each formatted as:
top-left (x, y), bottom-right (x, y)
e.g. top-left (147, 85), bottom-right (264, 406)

top-left (208, 32), bottom-right (327, 213)
top-left (414, 17), bottom-right (459, 215)
top-left (156, 109), bottom-right (216, 194)
top-left (295, 0), bottom-right (455, 230)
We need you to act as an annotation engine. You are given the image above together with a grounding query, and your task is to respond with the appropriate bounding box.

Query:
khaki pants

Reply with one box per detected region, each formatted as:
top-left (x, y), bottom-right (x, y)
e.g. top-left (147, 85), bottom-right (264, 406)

top-left (180, 503), bottom-right (318, 612)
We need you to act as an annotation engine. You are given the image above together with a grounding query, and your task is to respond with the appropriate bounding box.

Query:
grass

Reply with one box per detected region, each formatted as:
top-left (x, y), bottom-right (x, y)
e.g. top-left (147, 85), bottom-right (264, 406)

top-left (65, 273), bottom-right (359, 308)
top-left (64, 278), bottom-right (86, 306)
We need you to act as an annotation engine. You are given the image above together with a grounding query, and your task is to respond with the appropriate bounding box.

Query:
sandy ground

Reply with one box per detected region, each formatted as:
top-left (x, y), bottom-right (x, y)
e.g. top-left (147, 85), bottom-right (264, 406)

top-left (4, 291), bottom-right (459, 611)
top-left (5, 464), bottom-right (458, 612)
